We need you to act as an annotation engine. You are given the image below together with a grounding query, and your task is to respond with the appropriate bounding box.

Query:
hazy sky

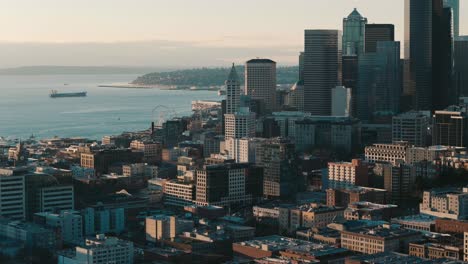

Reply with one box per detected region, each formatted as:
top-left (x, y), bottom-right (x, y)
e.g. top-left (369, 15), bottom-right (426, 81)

top-left (0, 0), bottom-right (466, 68)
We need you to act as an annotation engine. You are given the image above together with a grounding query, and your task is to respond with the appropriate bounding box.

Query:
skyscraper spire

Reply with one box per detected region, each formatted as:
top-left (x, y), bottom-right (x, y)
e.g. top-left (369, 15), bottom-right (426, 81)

top-left (225, 63), bottom-right (241, 115)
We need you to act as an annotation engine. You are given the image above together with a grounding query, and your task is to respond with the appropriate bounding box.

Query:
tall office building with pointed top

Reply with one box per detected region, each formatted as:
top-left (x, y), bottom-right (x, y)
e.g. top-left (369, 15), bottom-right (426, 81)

top-left (343, 8), bottom-right (367, 56)
top-left (226, 64), bottom-right (241, 115)
top-left (304, 30), bottom-right (341, 115)
top-left (245, 59), bottom-right (277, 112)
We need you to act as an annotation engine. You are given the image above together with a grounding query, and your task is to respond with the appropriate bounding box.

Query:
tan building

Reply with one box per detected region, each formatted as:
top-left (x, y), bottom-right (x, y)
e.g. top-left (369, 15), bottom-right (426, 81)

top-left (420, 188), bottom-right (468, 220)
top-left (341, 224), bottom-right (421, 255)
top-left (326, 187), bottom-right (388, 207)
top-left (409, 241), bottom-right (462, 261)
top-left (224, 108), bottom-right (256, 140)
top-left (245, 58), bottom-right (277, 112)
top-left (130, 140), bottom-right (162, 163)
top-left (279, 204), bottom-right (345, 233)
top-left (328, 159), bottom-right (369, 189)
top-left (145, 215), bottom-right (193, 243)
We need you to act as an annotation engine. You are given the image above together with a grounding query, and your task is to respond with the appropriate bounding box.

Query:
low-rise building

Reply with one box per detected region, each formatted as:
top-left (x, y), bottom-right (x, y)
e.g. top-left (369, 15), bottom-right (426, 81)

top-left (420, 188), bottom-right (468, 220)
top-left (233, 235), bottom-right (347, 261)
top-left (145, 215), bottom-right (194, 243)
top-left (34, 210), bottom-right (83, 245)
top-left (391, 214), bottom-right (436, 232)
top-left (58, 235), bottom-right (134, 264)
top-left (279, 204), bottom-right (345, 233)
top-left (341, 224), bottom-right (422, 254)
top-left (326, 187), bottom-right (388, 207)
top-left (345, 202), bottom-right (397, 221)
top-left (409, 241), bottom-right (462, 261)
top-left (163, 180), bottom-right (195, 207)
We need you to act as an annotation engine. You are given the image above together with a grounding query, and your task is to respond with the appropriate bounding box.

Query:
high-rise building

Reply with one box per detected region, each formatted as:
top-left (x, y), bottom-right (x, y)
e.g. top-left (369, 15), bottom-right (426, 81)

top-left (332, 86), bottom-right (352, 117)
top-left (404, 0), bottom-right (433, 111)
top-left (365, 24), bottom-right (395, 53)
top-left (224, 107), bottom-right (256, 139)
top-left (432, 107), bottom-right (468, 147)
top-left (226, 64), bottom-right (241, 115)
top-left (392, 111), bottom-right (430, 147)
top-left (342, 8), bottom-right (367, 56)
top-left (0, 168), bottom-right (25, 220)
top-left (304, 30), bottom-right (341, 115)
top-left (287, 81), bottom-right (304, 112)
top-left (357, 41), bottom-right (402, 122)
top-left (455, 37), bottom-right (468, 96)
top-left (433, 5), bottom-right (456, 110)
top-left (195, 163), bottom-right (263, 207)
top-left (342, 55), bottom-right (358, 117)
top-left (443, 0), bottom-right (459, 38)
top-left (299, 52), bottom-right (304, 82)
top-left (256, 138), bottom-right (297, 198)
top-left (245, 59), bottom-right (277, 112)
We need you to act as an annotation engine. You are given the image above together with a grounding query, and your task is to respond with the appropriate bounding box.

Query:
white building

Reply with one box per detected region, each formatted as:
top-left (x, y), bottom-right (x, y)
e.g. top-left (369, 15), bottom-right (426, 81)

top-left (225, 137), bottom-right (266, 163)
top-left (332, 86), bottom-right (352, 117)
top-left (58, 235), bottom-right (134, 264)
top-left (224, 107), bottom-right (256, 139)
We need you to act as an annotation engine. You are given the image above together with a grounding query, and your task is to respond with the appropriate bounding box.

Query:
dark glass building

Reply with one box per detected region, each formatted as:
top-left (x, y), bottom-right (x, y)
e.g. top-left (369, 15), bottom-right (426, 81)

top-left (304, 30), bottom-right (341, 115)
top-left (404, 0), bottom-right (433, 111)
top-left (365, 24), bottom-right (395, 53)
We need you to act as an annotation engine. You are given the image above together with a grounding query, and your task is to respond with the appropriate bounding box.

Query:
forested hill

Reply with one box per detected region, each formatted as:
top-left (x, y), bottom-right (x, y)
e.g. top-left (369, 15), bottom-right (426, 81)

top-left (132, 66), bottom-right (299, 86)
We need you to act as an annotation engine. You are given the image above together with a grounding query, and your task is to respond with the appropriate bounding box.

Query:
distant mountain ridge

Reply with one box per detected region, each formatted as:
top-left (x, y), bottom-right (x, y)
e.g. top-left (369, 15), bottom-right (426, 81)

top-left (132, 66), bottom-right (299, 86)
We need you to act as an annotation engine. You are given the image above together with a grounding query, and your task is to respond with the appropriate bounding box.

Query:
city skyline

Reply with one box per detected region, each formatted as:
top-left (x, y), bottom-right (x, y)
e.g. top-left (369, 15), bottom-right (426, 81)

top-left (1, 0), bottom-right (467, 68)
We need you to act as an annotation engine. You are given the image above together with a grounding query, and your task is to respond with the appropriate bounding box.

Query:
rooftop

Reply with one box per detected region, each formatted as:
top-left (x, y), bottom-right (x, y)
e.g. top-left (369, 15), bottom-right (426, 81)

top-left (246, 58), bottom-right (276, 64)
top-left (236, 236), bottom-right (333, 252)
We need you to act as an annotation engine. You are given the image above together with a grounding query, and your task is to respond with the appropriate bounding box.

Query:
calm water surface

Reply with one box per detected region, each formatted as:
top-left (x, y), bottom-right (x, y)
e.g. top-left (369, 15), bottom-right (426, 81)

top-left (0, 74), bottom-right (220, 140)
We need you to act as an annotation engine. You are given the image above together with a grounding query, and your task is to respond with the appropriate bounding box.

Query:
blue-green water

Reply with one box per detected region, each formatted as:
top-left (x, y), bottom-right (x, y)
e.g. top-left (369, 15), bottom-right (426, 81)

top-left (0, 74), bottom-right (220, 140)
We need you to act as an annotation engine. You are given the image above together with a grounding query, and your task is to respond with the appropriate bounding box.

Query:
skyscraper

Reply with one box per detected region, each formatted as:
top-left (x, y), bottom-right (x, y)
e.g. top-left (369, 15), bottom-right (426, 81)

top-left (365, 24), bottom-right (395, 53)
top-left (357, 41), bottom-right (402, 122)
top-left (455, 38), bottom-right (468, 96)
top-left (245, 59), bottom-right (277, 112)
top-left (404, 0), bottom-right (433, 111)
top-left (342, 55), bottom-right (358, 117)
top-left (304, 30), bottom-right (341, 115)
top-left (225, 64), bottom-right (240, 115)
top-left (224, 108), bottom-right (256, 139)
top-left (433, 4), bottom-right (455, 110)
top-left (443, 0), bottom-right (459, 38)
top-left (342, 8), bottom-right (367, 56)
top-left (256, 138), bottom-right (297, 199)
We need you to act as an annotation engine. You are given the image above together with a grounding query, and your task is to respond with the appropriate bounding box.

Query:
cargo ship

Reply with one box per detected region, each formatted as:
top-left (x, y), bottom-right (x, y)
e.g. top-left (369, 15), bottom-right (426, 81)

top-left (50, 90), bottom-right (87, 98)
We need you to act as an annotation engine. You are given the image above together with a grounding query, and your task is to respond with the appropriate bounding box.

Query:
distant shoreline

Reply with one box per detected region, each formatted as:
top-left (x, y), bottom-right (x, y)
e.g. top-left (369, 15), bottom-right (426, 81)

top-left (98, 83), bottom-right (221, 91)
